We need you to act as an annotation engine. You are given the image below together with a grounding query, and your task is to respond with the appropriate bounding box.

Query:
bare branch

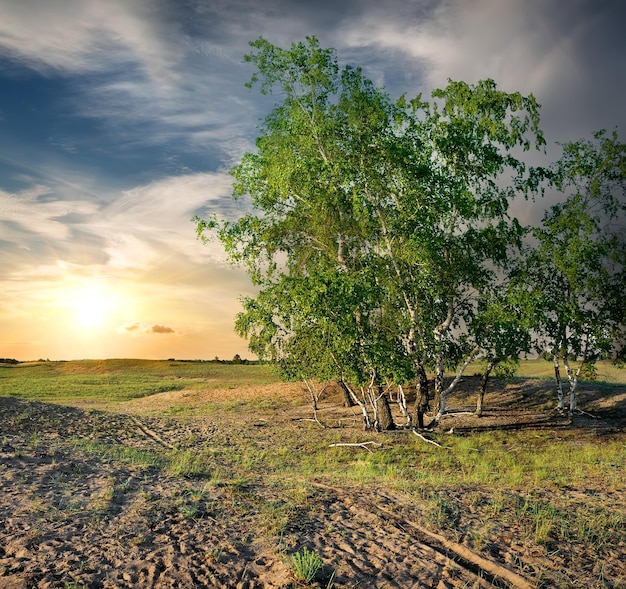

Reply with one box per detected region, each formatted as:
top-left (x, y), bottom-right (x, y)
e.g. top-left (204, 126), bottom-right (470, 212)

top-left (412, 430), bottom-right (451, 449)
top-left (575, 408), bottom-right (599, 419)
top-left (329, 442), bottom-right (383, 452)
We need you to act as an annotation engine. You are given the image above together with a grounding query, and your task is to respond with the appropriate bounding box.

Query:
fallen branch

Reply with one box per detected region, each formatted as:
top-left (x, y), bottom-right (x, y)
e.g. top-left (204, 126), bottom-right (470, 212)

top-left (374, 504), bottom-right (536, 589)
top-left (412, 430), bottom-right (451, 449)
top-left (309, 482), bottom-right (536, 589)
top-left (329, 442), bottom-right (382, 453)
top-left (292, 417), bottom-right (326, 427)
top-left (575, 408), bottom-right (599, 419)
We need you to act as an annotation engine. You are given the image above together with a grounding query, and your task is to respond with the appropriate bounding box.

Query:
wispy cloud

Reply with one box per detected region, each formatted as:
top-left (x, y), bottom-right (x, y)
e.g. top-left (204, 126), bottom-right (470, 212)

top-left (0, 171), bottom-right (236, 269)
top-left (0, 0), bottom-right (182, 79)
top-left (99, 172), bottom-right (239, 268)
top-left (0, 184), bottom-right (99, 246)
top-left (0, 0), bottom-right (261, 171)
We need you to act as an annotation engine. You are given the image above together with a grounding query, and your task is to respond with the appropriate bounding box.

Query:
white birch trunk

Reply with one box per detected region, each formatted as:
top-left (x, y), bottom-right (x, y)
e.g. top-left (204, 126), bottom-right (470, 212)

top-left (365, 371), bottom-right (380, 430)
top-left (432, 300), bottom-right (456, 421)
top-left (571, 336), bottom-right (591, 419)
top-left (563, 355), bottom-right (587, 420)
top-left (397, 384), bottom-right (412, 427)
top-left (476, 357), bottom-right (497, 417)
top-left (342, 379), bottom-right (372, 429)
top-left (562, 356), bottom-right (578, 420)
top-left (303, 379), bottom-right (328, 427)
top-left (433, 355), bottom-right (446, 417)
top-left (435, 346), bottom-right (480, 421)
top-left (366, 385), bottom-right (380, 431)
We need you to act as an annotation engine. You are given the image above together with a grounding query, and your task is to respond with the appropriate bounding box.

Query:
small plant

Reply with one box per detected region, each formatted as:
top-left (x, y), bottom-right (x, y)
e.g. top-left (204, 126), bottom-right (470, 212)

top-left (117, 476), bottom-right (133, 492)
top-left (130, 534), bottom-right (146, 546)
top-left (291, 547), bottom-right (323, 583)
top-left (325, 568), bottom-right (336, 589)
top-left (178, 503), bottom-right (199, 519)
top-left (187, 484), bottom-right (208, 502)
top-left (167, 449), bottom-right (210, 477)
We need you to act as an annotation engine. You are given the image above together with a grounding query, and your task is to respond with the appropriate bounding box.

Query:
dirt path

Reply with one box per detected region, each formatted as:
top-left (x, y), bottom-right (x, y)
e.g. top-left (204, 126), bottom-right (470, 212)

top-left (0, 404), bottom-right (482, 589)
top-left (1, 378), bottom-right (624, 588)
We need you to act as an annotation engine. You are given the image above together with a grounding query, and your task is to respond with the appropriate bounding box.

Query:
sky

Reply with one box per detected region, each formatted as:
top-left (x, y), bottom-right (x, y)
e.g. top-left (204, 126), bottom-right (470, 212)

top-left (1, 0), bottom-right (624, 361)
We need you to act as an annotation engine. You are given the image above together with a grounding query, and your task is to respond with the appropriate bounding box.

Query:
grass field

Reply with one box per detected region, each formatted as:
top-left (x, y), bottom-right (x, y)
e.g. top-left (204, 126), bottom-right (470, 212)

top-left (464, 357), bottom-right (626, 383)
top-left (0, 359), bottom-right (276, 405)
top-left (0, 358), bottom-right (625, 588)
top-left (3, 357), bottom-right (624, 405)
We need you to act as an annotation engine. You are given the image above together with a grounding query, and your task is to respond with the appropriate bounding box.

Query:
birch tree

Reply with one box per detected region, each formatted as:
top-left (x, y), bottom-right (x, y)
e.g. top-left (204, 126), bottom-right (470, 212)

top-left (196, 37), bottom-right (546, 428)
top-left (527, 130), bottom-right (626, 418)
top-left (468, 285), bottom-right (534, 416)
top-left (383, 79), bottom-right (545, 423)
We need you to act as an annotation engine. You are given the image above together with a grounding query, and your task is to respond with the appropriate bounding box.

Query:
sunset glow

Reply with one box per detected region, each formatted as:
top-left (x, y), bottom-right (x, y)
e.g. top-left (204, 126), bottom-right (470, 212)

top-left (0, 1), bottom-right (623, 361)
top-left (66, 285), bottom-right (116, 329)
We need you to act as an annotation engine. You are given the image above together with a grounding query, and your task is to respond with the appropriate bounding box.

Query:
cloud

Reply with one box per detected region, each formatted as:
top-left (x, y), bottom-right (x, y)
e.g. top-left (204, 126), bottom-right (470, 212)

top-left (99, 171), bottom-right (239, 269)
top-left (151, 324), bottom-right (175, 334)
top-left (340, 0), bottom-right (575, 91)
top-left (0, 0), bottom-right (182, 79)
top-left (339, 0), bottom-right (626, 142)
top-left (0, 0), bottom-right (262, 172)
top-left (116, 322), bottom-right (177, 336)
top-left (0, 170), bottom-right (237, 271)
top-left (0, 184), bottom-right (98, 244)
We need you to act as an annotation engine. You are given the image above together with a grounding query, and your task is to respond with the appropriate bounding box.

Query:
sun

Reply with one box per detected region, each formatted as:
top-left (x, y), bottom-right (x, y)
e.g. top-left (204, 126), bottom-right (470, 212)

top-left (68, 286), bottom-right (114, 329)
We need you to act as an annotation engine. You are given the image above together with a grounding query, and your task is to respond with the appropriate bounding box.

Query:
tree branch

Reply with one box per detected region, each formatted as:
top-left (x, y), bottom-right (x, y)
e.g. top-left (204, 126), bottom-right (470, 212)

top-left (412, 430), bottom-right (451, 448)
top-left (329, 442), bottom-right (383, 452)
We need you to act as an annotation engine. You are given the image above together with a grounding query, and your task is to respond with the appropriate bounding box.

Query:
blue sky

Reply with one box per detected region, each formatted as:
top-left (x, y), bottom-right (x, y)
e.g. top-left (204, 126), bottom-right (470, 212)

top-left (1, 0), bottom-right (624, 361)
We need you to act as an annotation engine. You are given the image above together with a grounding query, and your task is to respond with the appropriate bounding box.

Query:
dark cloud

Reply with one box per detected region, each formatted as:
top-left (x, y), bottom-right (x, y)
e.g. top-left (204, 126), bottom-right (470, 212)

top-left (151, 324), bottom-right (175, 334)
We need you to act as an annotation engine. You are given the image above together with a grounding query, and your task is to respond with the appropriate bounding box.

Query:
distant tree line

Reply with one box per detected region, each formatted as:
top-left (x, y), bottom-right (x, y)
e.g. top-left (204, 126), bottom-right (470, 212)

top-left (168, 356), bottom-right (264, 365)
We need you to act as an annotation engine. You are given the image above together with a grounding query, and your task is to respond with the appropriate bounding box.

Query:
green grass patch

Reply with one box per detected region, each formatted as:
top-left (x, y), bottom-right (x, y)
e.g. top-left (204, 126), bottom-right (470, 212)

top-left (465, 358), bottom-right (626, 383)
top-left (0, 360), bottom-right (277, 404)
top-left (72, 439), bottom-right (164, 469)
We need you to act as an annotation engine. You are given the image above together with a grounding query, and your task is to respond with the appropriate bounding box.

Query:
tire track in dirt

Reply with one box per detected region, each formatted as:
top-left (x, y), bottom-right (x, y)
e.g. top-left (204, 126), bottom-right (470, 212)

top-left (128, 416), bottom-right (175, 449)
top-left (311, 482), bottom-right (536, 589)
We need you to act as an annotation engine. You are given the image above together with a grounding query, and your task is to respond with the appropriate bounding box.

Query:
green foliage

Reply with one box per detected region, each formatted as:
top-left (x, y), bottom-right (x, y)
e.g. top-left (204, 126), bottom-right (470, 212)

top-left (518, 129), bottom-right (626, 411)
top-left (533, 131), bottom-right (625, 358)
top-left (196, 36), bottom-right (547, 408)
top-left (291, 547), bottom-right (323, 583)
top-left (493, 358), bottom-right (519, 380)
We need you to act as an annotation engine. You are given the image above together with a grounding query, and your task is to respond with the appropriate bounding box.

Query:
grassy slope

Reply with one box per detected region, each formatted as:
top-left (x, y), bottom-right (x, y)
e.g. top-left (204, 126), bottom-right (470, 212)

top-left (2, 358), bottom-right (625, 406)
top-left (0, 359), bottom-right (277, 405)
top-left (464, 358), bottom-right (626, 383)
top-left (1, 358), bottom-right (625, 587)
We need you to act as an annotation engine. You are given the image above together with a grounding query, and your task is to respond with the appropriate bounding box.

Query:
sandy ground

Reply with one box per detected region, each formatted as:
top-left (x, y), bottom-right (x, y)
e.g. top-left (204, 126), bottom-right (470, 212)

top-left (1, 377), bottom-right (624, 588)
